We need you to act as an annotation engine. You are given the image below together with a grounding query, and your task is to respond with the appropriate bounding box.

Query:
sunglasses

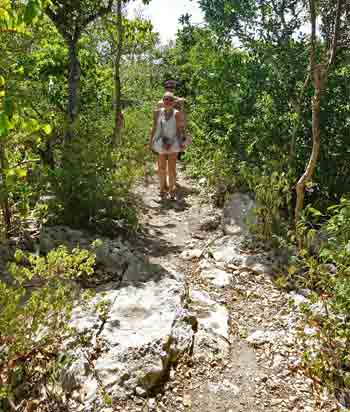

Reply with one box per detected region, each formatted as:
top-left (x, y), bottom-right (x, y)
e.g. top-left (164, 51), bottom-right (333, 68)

top-left (163, 98), bottom-right (174, 102)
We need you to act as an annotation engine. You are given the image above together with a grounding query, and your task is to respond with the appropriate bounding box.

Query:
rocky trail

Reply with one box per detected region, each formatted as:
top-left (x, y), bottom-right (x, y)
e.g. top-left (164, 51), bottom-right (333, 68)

top-left (53, 166), bottom-right (337, 412)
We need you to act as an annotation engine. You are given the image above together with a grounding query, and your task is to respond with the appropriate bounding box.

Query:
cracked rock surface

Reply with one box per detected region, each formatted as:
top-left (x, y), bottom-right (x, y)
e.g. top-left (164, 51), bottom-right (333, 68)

top-left (56, 166), bottom-right (337, 411)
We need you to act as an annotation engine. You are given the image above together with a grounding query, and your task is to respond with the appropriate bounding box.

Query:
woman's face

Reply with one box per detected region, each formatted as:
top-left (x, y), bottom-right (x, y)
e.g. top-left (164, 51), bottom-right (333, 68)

top-left (163, 96), bottom-right (174, 108)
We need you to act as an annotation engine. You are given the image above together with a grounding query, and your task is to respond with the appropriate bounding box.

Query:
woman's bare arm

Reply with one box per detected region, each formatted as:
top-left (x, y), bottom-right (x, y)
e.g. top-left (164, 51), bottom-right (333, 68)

top-left (150, 110), bottom-right (159, 147)
top-left (175, 111), bottom-right (185, 144)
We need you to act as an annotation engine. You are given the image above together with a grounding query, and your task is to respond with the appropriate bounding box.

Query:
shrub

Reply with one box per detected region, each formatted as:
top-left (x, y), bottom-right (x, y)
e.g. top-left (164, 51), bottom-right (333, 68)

top-left (285, 198), bottom-right (350, 404)
top-left (0, 246), bottom-right (95, 410)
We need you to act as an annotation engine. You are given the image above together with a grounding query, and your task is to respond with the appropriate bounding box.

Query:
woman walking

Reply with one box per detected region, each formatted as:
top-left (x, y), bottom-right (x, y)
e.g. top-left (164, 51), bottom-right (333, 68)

top-left (150, 92), bottom-right (185, 200)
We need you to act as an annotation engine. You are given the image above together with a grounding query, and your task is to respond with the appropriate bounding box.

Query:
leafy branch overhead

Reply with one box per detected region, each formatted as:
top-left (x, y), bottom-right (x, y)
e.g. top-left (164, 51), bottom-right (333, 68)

top-left (44, 0), bottom-right (114, 42)
top-left (198, 0), bottom-right (307, 45)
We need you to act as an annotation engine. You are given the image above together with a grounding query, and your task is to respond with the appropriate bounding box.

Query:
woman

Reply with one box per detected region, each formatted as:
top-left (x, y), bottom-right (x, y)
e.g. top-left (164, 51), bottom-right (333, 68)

top-left (150, 92), bottom-right (185, 200)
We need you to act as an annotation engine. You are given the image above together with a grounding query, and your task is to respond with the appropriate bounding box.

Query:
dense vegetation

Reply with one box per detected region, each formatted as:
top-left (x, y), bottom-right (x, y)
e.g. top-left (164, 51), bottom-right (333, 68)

top-left (0, 0), bottom-right (349, 410)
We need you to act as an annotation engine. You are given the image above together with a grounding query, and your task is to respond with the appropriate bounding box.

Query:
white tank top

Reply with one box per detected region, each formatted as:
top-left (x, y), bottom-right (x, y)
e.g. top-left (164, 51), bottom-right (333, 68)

top-left (158, 108), bottom-right (177, 140)
top-left (152, 109), bottom-right (181, 154)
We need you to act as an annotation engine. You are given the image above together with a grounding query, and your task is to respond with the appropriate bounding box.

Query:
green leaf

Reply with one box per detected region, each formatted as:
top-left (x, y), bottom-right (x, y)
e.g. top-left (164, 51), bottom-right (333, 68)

top-left (3, 97), bottom-right (15, 116)
top-left (15, 66), bottom-right (25, 76)
top-left (16, 168), bottom-right (27, 178)
top-left (288, 265), bottom-right (297, 275)
top-left (26, 118), bottom-right (39, 132)
top-left (0, 76), bottom-right (5, 87)
top-left (6, 169), bottom-right (16, 178)
top-left (24, 0), bottom-right (40, 24)
top-left (308, 207), bottom-right (323, 217)
top-left (327, 204), bottom-right (340, 211)
top-left (14, 250), bottom-right (25, 263)
top-left (42, 124), bottom-right (52, 135)
top-left (0, 8), bottom-right (10, 26)
top-left (0, 112), bottom-right (10, 137)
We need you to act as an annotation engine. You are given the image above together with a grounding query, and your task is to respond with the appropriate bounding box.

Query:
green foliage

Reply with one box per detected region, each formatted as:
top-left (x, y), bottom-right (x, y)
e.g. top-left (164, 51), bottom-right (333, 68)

top-left (0, 246), bottom-right (95, 408)
top-left (243, 168), bottom-right (292, 239)
top-left (325, 198), bottom-right (350, 246)
top-left (282, 199), bottom-right (350, 400)
top-left (0, 2), bottom-right (161, 407)
top-left (0, 0), bottom-right (160, 234)
top-left (175, 11), bottom-right (349, 396)
top-left (198, 0), bottom-right (306, 45)
top-left (0, 1), bottom-right (49, 236)
top-left (168, 12), bottom-right (349, 247)
top-left (46, 100), bottom-right (153, 229)
top-left (101, 14), bottom-right (157, 58)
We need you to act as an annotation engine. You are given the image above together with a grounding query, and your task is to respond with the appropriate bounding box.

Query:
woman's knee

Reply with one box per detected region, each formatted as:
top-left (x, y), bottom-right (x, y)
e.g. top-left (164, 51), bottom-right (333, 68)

top-left (158, 155), bottom-right (167, 174)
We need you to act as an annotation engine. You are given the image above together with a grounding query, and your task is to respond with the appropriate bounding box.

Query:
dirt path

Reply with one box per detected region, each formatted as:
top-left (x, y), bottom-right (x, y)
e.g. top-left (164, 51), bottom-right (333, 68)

top-left (118, 165), bottom-right (336, 412)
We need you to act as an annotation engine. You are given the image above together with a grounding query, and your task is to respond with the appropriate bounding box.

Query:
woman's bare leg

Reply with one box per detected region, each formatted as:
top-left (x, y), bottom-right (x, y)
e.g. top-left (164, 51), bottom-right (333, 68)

top-left (158, 154), bottom-right (168, 197)
top-left (168, 153), bottom-right (177, 197)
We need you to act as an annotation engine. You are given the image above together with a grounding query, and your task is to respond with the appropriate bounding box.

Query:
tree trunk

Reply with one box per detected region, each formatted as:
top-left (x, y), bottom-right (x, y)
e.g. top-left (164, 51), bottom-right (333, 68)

top-left (0, 144), bottom-right (11, 237)
top-left (295, 68), bottom-right (322, 225)
top-left (294, 0), bottom-right (320, 226)
top-left (65, 40), bottom-right (81, 142)
top-left (113, 0), bottom-right (123, 147)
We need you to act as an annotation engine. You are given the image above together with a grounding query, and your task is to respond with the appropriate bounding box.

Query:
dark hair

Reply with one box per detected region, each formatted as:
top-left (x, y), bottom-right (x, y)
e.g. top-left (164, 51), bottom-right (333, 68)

top-left (164, 79), bottom-right (177, 89)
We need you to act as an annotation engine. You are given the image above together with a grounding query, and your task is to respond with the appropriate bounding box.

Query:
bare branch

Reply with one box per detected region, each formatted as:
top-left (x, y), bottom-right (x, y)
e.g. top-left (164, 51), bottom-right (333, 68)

top-left (44, 7), bottom-right (71, 42)
top-left (309, 0), bottom-right (317, 73)
top-left (328, 0), bottom-right (343, 67)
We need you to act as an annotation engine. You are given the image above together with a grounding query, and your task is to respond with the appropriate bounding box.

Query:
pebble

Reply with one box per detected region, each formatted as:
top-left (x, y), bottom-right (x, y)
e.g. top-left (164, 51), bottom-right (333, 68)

top-left (183, 395), bottom-right (191, 406)
top-left (180, 249), bottom-right (203, 260)
top-left (135, 386), bottom-right (146, 397)
top-left (148, 398), bottom-right (156, 410)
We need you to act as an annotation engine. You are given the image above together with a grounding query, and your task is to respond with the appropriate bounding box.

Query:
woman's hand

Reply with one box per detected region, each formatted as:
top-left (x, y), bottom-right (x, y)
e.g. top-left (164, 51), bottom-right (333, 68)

top-left (149, 135), bottom-right (155, 150)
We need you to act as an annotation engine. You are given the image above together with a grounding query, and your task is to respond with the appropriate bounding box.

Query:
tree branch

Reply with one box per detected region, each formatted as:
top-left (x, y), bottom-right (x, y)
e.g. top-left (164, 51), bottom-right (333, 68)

top-left (82, 0), bottom-right (113, 28)
top-left (309, 0), bottom-right (316, 73)
top-left (44, 7), bottom-right (71, 42)
top-left (328, 0), bottom-right (343, 67)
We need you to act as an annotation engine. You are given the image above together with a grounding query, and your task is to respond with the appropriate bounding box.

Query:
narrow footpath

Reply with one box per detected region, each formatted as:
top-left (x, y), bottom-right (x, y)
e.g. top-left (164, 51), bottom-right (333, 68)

top-left (62, 165), bottom-right (337, 412)
top-left (113, 165), bottom-right (336, 412)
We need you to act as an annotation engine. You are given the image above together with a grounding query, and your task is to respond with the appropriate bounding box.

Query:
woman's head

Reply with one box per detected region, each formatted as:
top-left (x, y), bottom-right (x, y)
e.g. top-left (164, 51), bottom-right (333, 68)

top-left (164, 79), bottom-right (177, 92)
top-left (163, 92), bottom-right (175, 108)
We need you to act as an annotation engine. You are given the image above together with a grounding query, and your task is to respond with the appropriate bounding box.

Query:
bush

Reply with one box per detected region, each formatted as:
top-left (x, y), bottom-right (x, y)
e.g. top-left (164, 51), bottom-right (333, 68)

top-left (285, 198), bottom-right (350, 404)
top-left (0, 246), bottom-right (95, 409)
top-left (48, 104), bottom-right (152, 229)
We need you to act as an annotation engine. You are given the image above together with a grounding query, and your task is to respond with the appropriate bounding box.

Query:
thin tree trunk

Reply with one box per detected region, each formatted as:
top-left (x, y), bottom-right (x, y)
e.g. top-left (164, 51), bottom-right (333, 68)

top-left (45, 1), bottom-right (114, 145)
top-left (289, 72), bottom-right (310, 162)
top-left (65, 40), bottom-right (80, 142)
top-left (0, 144), bottom-right (11, 237)
top-left (295, 71), bottom-right (322, 225)
top-left (294, 0), bottom-right (343, 226)
top-left (295, 0), bottom-right (319, 226)
top-left (113, 0), bottom-right (123, 147)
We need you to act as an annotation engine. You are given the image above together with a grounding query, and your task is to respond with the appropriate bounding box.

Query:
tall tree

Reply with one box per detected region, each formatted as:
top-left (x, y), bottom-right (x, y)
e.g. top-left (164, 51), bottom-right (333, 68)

top-left (294, 0), bottom-right (344, 224)
top-left (44, 0), bottom-right (114, 141)
top-left (96, 0), bottom-right (152, 147)
top-left (198, 0), bottom-right (309, 162)
top-left (113, 0), bottom-right (124, 146)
